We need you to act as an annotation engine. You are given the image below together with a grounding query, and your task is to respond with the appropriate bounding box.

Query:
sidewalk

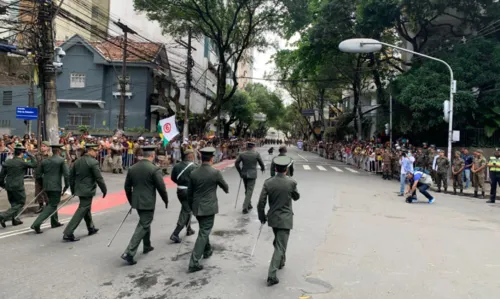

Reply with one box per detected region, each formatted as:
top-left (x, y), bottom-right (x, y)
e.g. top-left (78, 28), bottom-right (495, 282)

top-left (0, 159), bottom-right (236, 215)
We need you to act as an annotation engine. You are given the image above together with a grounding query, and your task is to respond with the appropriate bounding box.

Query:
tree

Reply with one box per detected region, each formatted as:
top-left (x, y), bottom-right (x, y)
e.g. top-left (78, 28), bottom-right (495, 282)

top-left (221, 89), bottom-right (256, 138)
top-left (134, 0), bottom-right (291, 128)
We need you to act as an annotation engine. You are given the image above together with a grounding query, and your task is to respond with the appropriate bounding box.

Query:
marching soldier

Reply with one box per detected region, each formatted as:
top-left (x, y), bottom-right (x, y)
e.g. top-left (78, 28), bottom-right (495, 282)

top-left (30, 144), bottom-right (69, 233)
top-left (257, 156), bottom-right (300, 287)
top-left (486, 148), bottom-right (500, 204)
top-left (382, 148), bottom-right (391, 180)
top-left (436, 150), bottom-right (450, 193)
top-left (63, 144), bottom-right (107, 242)
top-left (0, 144), bottom-right (37, 228)
top-left (452, 151), bottom-right (465, 195)
top-left (121, 146), bottom-right (169, 265)
top-left (169, 148), bottom-right (198, 243)
top-left (235, 142), bottom-right (265, 214)
top-left (34, 141), bottom-right (51, 214)
top-left (472, 149), bottom-right (487, 198)
top-left (270, 145), bottom-right (294, 177)
top-left (110, 137), bottom-right (124, 174)
top-left (187, 147), bottom-right (229, 273)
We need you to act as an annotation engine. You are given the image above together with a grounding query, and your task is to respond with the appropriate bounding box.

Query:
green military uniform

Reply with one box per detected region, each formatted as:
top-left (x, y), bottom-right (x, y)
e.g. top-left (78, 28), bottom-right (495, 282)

top-left (31, 145), bottom-right (69, 233)
top-left (170, 149), bottom-right (199, 243)
top-left (63, 144), bottom-right (107, 241)
top-left (270, 146), bottom-right (294, 177)
top-left (121, 146), bottom-right (169, 265)
top-left (188, 147), bottom-right (229, 273)
top-left (472, 149), bottom-right (487, 198)
top-left (257, 156), bottom-right (300, 287)
top-left (414, 149), bottom-right (426, 170)
top-left (34, 141), bottom-right (51, 211)
top-left (382, 150), bottom-right (392, 179)
top-left (452, 151), bottom-right (465, 195)
top-left (0, 145), bottom-right (37, 228)
top-left (436, 153), bottom-right (450, 192)
top-left (235, 142), bottom-right (265, 213)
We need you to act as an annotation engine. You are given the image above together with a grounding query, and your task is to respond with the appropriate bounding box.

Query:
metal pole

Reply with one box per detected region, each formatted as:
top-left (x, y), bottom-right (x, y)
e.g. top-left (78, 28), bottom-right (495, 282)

top-left (41, 195), bottom-right (75, 225)
top-left (251, 223), bottom-right (264, 257)
top-left (234, 178), bottom-right (242, 209)
top-left (15, 189), bottom-right (45, 219)
top-left (107, 208), bottom-right (132, 247)
top-left (173, 217), bottom-right (191, 261)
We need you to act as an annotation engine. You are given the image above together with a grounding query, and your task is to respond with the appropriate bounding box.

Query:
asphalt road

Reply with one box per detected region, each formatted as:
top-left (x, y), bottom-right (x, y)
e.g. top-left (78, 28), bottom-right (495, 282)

top-left (0, 146), bottom-right (499, 299)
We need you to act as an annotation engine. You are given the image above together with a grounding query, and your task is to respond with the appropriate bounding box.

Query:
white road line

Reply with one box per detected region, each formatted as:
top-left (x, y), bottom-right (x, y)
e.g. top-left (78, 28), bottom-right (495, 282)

top-left (297, 154), bottom-right (308, 162)
top-left (303, 165), bottom-right (311, 170)
top-left (331, 166), bottom-right (343, 172)
top-left (317, 165), bottom-right (327, 171)
top-left (345, 167), bottom-right (358, 173)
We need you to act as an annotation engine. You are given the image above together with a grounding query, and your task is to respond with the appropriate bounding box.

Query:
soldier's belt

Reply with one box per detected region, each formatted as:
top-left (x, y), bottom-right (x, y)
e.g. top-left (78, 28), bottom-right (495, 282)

top-left (177, 186), bottom-right (188, 190)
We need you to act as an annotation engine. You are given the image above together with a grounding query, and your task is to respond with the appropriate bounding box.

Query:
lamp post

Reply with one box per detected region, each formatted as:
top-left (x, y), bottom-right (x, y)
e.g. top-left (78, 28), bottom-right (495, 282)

top-left (339, 38), bottom-right (456, 164)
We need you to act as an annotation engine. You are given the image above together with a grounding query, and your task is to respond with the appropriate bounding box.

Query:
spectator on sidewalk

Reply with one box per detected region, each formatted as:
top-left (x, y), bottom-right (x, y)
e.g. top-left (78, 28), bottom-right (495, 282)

top-left (461, 148), bottom-right (473, 189)
top-left (398, 151), bottom-right (414, 196)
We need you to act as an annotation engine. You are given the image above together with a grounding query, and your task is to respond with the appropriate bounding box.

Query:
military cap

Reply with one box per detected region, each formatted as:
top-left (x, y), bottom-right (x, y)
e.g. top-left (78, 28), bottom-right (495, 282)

top-left (455, 151), bottom-right (461, 155)
top-left (183, 148), bottom-right (194, 155)
top-left (85, 144), bottom-right (99, 150)
top-left (200, 147), bottom-right (216, 156)
top-left (274, 156), bottom-right (292, 167)
top-left (279, 145), bottom-right (287, 151)
top-left (14, 144), bottom-right (26, 150)
top-left (42, 141), bottom-right (50, 146)
top-left (476, 149), bottom-right (484, 154)
top-left (247, 142), bottom-right (256, 148)
top-left (140, 145), bottom-right (157, 152)
top-left (50, 144), bottom-right (64, 148)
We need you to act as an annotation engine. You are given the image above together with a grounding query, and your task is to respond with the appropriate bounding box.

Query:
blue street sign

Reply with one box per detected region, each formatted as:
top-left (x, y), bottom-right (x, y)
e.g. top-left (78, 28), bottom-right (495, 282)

top-left (16, 107), bottom-right (38, 120)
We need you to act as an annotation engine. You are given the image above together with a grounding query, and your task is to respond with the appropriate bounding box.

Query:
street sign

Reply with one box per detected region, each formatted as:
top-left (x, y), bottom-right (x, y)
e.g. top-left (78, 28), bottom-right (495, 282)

top-left (16, 107), bottom-right (38, 120)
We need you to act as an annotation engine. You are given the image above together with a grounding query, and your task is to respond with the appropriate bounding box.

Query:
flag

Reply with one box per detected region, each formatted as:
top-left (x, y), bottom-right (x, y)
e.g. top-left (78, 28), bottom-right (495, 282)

top-left (158, 115), bottom-right (179, 147)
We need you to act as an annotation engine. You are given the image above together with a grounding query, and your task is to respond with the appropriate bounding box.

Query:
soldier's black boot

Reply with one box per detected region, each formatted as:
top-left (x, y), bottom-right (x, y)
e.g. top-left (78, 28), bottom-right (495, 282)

top-left (51, 222), bottom-right (64, 228)
top-left (121, 253), bottom-right (137, 265)
top-left (482, 192), bottom-right (486, 199)
top-left (63, 234), bottom-right (80, 242)
top-left (30, 225), bottom-right (43, 234)
top-left (12, 218), bottom-right (23, 226)
top-left (188, 264), bottom-right (203, 273)
top-left (170, 232), bottom-right (182, 243)
top-left (248, 204), bottom-right (253, 210)
top-left (453, 189), bottom-right (457, 195)
top-left (119, 169), bottom-right (123, 174)
top-left (242, 209), bottom-right (249, 214)
top-left (437, 188), bottom-right (441, 193)
top-left (112, 169), bottom-right (117, 174)
top-left (460, 189), bottom-right (463, 195)
top-left (186, 226), bottom-right (195, 236)
top-left (143, 246), bottom-right (154, 254)
top-left (474, 191), bottom-right (478, 198)
top-left (88, 228), bottom-right (99, 236)
top-left (0, 218), bottom-right (5, 228)
top-left (444, 188), bottom-right (448, 193)
top-left (266, 277), bottom-right (279, 287)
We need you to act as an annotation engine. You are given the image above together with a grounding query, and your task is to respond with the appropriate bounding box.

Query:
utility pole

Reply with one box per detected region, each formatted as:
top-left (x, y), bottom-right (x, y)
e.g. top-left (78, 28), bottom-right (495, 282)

top-left (389, 92), bottom-right (393, 148)
top-left (114, 21), bottom-right (137, 130)
top-left (38, 0), bottom-right (58, 144)
top-left (183, 28), bottom-right (193, 140)
top-left (27, 55), bottom-right (35, 135)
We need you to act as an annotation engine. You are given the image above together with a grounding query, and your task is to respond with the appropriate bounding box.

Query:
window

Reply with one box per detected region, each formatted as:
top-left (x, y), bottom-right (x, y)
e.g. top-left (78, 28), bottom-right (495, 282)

top-left (91, 5), bottom-right (100, 19)
top-left (0, 120), bottom-right (10, 128)
top-left (116, 76), bottom-right (130, 92)
top-left (67, 113), bottom-right (91, 128)
top-left (2, 91), bottom-right (12, 106)
top-left (70, 73), bottom-right (85, 88)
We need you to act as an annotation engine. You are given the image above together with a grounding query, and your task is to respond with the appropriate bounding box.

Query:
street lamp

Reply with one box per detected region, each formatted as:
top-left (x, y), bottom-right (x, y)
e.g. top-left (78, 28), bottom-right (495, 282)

top-left (338, 38), bottom-right (456, 164)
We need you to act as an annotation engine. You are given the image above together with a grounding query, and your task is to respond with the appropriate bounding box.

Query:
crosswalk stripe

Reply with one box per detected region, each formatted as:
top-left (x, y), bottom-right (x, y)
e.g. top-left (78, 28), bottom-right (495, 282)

top-left (345, 167), bottom-right (358, 173)
top-left (317, 165), bottom-right (327, 171)
top-left (303, 165), bottom-right (311, 170)
top-left (331, 166), bottom-right (343, 172)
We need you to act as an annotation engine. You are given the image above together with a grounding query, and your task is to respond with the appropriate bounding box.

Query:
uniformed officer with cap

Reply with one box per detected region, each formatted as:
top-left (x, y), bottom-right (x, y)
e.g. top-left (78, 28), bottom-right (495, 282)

top-left (121, 146), bottom-right (169, 265)
top-left (0, 144), bottom-right (37, 228)
top-left (235, 142), bottom-right (265, 214)
top-left (30, 144), bottom-right (69, 234)
top-left (34, 141), bottom-right (51, 214)
top-left (187, 147), bottom-right (229, 273)
top-left (270, 145), bottom-right (294, 177)
top-left (63, 144), bottom-right (107, 242)
top-left (487, 147), bottom-right (500, 203)
top-left (472, 149), bottom-right (487, 198)
top-left (169, 147), bottom-right (198, 243)
top-left (257, 155), bottom-right (300, 287)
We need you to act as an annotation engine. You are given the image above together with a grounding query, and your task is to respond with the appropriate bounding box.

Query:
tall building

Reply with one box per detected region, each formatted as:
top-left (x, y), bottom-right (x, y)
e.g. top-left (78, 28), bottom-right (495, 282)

top-left (55, 0), bottom-right (111, 41)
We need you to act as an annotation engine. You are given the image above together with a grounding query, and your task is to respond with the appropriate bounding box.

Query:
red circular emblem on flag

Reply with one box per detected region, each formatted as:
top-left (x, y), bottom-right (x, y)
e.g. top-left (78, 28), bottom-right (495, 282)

top-left (163, 123), bottom-right (171, 133)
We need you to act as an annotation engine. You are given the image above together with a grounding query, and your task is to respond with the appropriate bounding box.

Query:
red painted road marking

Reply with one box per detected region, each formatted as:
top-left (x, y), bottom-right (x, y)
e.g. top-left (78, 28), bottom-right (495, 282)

top-left (58, 160), bottom-right (236, 215)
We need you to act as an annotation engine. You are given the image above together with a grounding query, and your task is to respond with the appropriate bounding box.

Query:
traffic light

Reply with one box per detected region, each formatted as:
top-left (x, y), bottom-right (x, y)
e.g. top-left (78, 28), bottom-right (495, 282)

top-left (443, 100), bottom-right (450, 123)
top-left (384, 123), bottom-right (389, 135)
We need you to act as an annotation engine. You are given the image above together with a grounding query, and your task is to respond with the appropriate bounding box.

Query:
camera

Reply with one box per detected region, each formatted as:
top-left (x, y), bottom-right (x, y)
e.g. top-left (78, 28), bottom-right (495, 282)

top-left (54, 47), bottom-right (66, 58)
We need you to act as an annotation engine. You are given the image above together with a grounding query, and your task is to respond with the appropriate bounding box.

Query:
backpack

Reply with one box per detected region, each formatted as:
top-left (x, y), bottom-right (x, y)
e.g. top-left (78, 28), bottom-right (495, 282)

top-left (419, 173), bottom-right (433, 186)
